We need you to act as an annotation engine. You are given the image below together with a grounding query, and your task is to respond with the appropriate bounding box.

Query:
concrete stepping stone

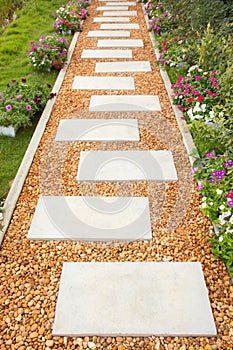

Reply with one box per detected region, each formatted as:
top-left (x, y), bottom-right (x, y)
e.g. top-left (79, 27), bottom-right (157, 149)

top-left (87, 30), bottom-right (130, 38)
top-left (89, 95), bottom-right (161, 111)
top-left (97, 6), bottom-right (129, 11)
top-left (98, 39), bottom-right (143, 47)
top-left (53, 262), bottom-right (217, 337)
top-left (81, 49), bottom-right (132, 59)
top-left (103, 11), bottom-right (137, 16)
top-left (106, 2), bottom-right (136, 5)
top-left (94, 17), bottom-right (130, 22)
top-left (72, 76), bottom-right (135, 90)
top-left (100, 23), bottom-right (139, 29)
top-left (95, 61), bottom-right (151, 72)
top-left (27, 196), bottom-right (152, 241)
top-left (77, 150), bottom-right (178, 182)
top-left (55, 119), bottom-right (139, 141)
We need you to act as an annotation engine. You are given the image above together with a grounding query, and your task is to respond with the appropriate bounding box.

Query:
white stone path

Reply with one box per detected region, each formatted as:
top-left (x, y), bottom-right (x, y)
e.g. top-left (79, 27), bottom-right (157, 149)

top-left (28, 0), bottom-right (216, 338)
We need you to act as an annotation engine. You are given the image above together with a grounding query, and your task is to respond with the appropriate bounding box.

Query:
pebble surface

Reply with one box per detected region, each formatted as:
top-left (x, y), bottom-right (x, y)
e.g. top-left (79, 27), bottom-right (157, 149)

top-left (0, 1), bottom-right (233, 349)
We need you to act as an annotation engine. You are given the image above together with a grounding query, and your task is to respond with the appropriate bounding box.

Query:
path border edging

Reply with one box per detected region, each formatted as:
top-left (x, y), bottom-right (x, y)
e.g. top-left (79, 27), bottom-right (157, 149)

top-left (0, 32), bottom-right (80, 246)
top-left (141, 5), bottom-right (197, 166)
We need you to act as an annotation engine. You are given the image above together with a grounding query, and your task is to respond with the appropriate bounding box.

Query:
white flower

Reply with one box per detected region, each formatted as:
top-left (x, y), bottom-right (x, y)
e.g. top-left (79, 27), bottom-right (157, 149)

top-left (219, 205), bottom-right (225, 210)
top-left (201, 104), bottom-right (207, 112)
top-left (193, 102), bottom-right (201, 113)
top-left (202, 196), bottom-right (207, 201)
top-left (219, 111), bottom-right (224, 118)
top-left (209, 111), bottom-right (214, 119)
top-left (203, 71), bottom-right (208, 75)
top-left (216, 189), bottom-right (223, 195)
top-left (201, 203), bottom-right (207, 208)
top-left (210, 202), bottom-right (213, 206)
top-left (179, 95), bottom-right (183, 99)
top-left (219, 235), bottom-right (223, 242)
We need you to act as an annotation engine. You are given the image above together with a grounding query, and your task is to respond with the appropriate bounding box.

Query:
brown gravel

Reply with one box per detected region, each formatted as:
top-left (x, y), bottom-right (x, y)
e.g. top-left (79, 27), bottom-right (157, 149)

top-left (0, 1), bottom-right (233, 349)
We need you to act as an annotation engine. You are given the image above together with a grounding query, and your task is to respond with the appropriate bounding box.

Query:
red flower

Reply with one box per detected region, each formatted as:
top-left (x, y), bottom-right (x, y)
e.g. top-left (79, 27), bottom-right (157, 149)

top-left (198, 95), bottom-right (204, 102)
top-left (173, 37), bottom-right (178, 42)
top-left (187, 97), bottom-right (194, 103)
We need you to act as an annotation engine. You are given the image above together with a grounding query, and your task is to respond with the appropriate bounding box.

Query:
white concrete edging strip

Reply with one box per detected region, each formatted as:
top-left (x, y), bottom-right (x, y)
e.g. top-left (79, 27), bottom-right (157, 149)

top-left (0, 32), bottom-right (80, 246)
top-left (141, 5), bottom-right (197, 167)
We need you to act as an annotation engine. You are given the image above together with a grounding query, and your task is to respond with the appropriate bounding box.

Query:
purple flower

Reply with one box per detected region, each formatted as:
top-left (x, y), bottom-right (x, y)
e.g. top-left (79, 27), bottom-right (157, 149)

top-left (224, 161), bottom-right (233, 167)
top-left (6, 104), bottom-right (12, 111)
top-left (217, 175), bottom-right (223, 180)
top-left (50, 92), bottom-right (57, 98)
top-left (26, 104), bottom-right (31, 110)
top-left (191, 167), bottom-right (199, 174)
top-left (47, 84), bottom-right (52, 88)
top-left (209, 178), bottom-right (216, 183)
top-left (197, 185), bottom-right (204, 191)
top-left (228, 200), bottom-right (233, 207)
top-left (33, 98), bottom-right (39, 103)
top-left (11, 79), bottom-right (16, 83)
top-left (21, 78), bottom-right (27, 83)
top-left (206, 152), bottom-right (215, 158)
top-left (211, 170), bottom-right (217, 176)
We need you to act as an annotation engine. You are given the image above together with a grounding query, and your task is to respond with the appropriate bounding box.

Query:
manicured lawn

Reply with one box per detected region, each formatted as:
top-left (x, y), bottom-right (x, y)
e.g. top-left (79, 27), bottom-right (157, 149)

top-left (0, 0), bottom-right (65, 200)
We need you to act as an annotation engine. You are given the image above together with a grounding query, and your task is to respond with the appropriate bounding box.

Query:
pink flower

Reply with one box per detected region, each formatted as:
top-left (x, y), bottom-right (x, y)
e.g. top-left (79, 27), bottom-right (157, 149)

top-left (187, 97), bottom-right (194, 103)
top-left (26, 104), bottom-right (31, 110)
top-left (6, 104), bottom-right (12, 111)
top-left (195, 76), bottom-right (202, 80)
top-left (16, 95), bottom-right (22, 99)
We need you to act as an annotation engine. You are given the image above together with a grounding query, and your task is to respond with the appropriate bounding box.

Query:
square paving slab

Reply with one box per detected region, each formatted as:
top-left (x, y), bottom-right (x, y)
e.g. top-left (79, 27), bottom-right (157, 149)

top-left (81, 49), bottom-right (132, 59)
top-left (97, 6), bottom-right (129, 10)
top-left (27, 196), bottom-right (152, 241)
top-left (98, 39), bottom-right (143, 47)
top-left (77, 150), bottom-right (178, 182)
top-left (100, 23), bottom-right (139, 29)
top-left (95, 61), bottom-right (151, 72)
top-left (53, 262), bottom-right (217, 337)
top-left (103, 11), bottom-right (137, 16)
top-left (55, 119), bottom-right (139, 141)
top-left (72, 76), bottom-right (135, 90)
top-left (89, 95), bottom-right (161, 111)
top-left (87, 30), bottom-right (130, 37)
top-left (93, 17), bottom-right (130, 22)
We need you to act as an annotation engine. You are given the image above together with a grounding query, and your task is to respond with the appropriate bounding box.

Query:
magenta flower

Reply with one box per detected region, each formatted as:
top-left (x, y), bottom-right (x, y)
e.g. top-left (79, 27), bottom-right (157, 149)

top-left (209, 178), bottom-right (216, 183)
top-left (26, 104), bottom-right (31, 110)
top-left (211, 170), bottom-right (217, 176)
top-left (197, 185), bottom-right (204, 191)
top-left (206, 152), bottom-right (215, 158)
top-left (16, 95), bottom-right (22, 99)
top-left (6, 104), bottom-right (12, 111)
top-left (195, 76), bottom-right (202, 80)
top-left (228, 200), bottom-right (233, 207)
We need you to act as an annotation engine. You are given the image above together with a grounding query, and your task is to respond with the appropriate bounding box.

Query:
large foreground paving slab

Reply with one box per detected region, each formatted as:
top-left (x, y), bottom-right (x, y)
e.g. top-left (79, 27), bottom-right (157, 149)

top-left (77, 150), bottom-right (178, 182)
top-left (89, 95), bottom-right (161, 111)
top-left (53, 262), bottom-right (217, 337)
top-left (93, 17), bottom-right (130, 22)
top-left (81, 49), bottom-right (132, 59)
top-left (55, 119), bottom-right (139, 141)
top-left (27, 196), bottom-right (152, 241)
top-left (100, 23), bottom-right (139, 29)
top-left (72, 76), bottom-right (135, 90)
top-left (103, 10), bottom-right (137, 16)
top-left (98, 39), bottom-right (143, 47)
top-left (95, 61), bottom-right (151, 72)
top-left (87, 30), bottom-right (130, 37)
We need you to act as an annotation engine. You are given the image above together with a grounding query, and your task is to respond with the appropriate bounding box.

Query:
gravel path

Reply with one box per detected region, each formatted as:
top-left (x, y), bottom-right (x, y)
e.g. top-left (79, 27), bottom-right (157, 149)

top-left (0, 1), bottom-right (232, 349)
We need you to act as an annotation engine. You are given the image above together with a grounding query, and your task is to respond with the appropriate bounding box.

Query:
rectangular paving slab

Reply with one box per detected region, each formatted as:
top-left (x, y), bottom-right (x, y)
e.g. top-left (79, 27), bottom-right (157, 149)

top-left (27, 196), bottom-right (152, 241)
top-left (93, 17), bottom-right (130, 22)
top-left (106, 2), bottom-right (136, 5)
top-left (55, 119), bottom-right (139, 141)
top-left (53, 262), bottom-right (217, 337)
top-left (81, 49), bottom-right (132, 59)
top-left (98, 39), bottom-right (143, 47)
top-left (97, 6), bottom-right (129, 10)
top-left (100, 23), bottom-right (139, 29)
top-left (72, 76), bottom-right (135, 90)
top-left (77, 150), bottom-right (178, 182)
top-left (95, 61), bottom-right (151, 72)
top-left (103, 11), bottom-right (137, 16)
top-left (89, 95), bottom-right (161, 111)
top-left (87, 30), bottom-right (130, 37)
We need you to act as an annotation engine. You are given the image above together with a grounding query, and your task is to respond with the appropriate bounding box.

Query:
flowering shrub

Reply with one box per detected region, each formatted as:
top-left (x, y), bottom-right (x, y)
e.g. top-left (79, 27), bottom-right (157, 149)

top-left (53, 1), bottom-right (88, 35)
top-left (0, 79), bottom-right (53, 128)
top-left (171, 65), bottom-right (220, 117)
top-left (192, 152), bottom-right (233, 276)
top-left (158, 37), bottom-right (189, 68)
top-left (28, 34), bottom-right (69, 71)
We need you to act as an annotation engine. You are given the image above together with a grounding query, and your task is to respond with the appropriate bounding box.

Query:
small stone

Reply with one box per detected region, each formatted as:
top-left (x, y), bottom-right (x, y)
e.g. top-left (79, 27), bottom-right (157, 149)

top-left (118, 346), bottom-right (126, 350)
top-left (30, 332), bottom-right (38, 338)
top-left (88, 341), bottom-right (96, 349)
top-left (116, 337), bottom-right (123, 342)
top-left (180, 347), bottom-right (186, 350)
top-left (205, 345), bottom-right (212, 350)
top-left (46, 340), bottom-right (54, 347)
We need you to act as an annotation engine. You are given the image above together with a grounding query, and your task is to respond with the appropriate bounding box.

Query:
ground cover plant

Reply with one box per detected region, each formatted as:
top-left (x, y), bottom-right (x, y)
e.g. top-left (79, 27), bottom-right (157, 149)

top-left (142, 0), bottom-right (233, 277)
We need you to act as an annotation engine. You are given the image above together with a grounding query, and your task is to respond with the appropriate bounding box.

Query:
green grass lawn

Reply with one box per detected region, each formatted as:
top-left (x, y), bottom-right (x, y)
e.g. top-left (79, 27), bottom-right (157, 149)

top-left (0, 0), bottom-right (65, 200)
